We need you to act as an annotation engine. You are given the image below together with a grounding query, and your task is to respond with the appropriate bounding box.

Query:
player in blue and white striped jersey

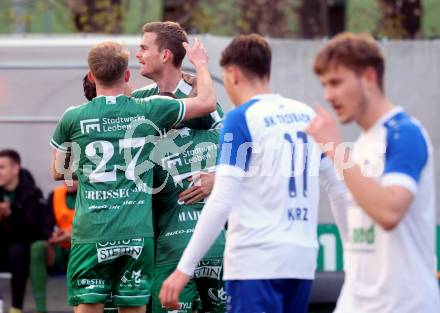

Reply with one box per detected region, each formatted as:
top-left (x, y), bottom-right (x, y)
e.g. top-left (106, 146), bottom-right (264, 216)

top-left (309, 32), bottom-right (440, 313)
top-left (159, 34), bottom-right (349, 313)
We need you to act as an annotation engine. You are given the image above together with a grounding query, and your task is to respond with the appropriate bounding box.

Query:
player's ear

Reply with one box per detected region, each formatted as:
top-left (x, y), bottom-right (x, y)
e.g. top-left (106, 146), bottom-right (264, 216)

top-left (87, 71), bottom-right (95, 84)
top-left (231, 65), bottom-right (240, 85)
top-left (363, 66), bottom-right (378, 89)
top-left (222, 65), bottom-right (237, 85)
top-left (124, 69), bottom-right (131, 82)
top-left (162, 49), bottom-right (173, 64)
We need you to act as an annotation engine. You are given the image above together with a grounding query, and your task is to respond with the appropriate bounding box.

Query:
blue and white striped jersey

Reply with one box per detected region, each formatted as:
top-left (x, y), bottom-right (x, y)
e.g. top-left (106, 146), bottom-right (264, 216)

top-left (335, 107), bottom-right (440, 313)
top-left (216, 94), bottom-right (329, 280)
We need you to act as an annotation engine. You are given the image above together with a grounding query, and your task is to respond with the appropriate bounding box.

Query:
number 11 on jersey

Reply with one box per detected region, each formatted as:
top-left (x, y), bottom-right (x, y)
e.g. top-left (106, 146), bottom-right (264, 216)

top-left (284, 131), bottom-right (309, 198)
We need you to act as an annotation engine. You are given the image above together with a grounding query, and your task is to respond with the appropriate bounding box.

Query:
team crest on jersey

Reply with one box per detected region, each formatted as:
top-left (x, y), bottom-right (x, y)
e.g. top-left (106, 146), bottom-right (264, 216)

top-left (96, 238), bottom-right (143, 263)
top-left (80, 118), bottom-right (101, 134)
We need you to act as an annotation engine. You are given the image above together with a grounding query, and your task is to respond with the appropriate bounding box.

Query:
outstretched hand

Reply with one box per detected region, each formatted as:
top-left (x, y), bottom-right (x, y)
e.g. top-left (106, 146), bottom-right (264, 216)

top-left (183, 38), bottom-right (208, 67)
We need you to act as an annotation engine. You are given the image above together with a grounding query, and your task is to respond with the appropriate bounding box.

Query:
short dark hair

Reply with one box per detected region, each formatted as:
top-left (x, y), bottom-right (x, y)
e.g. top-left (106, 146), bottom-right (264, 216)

top-left (83, 74), bottom-right (97, 101)
top-left (0, 149), bottom-right (21, 165)
top-left (314, 32), bottom-right (385, 91)
top-left (142, 21), bottom-right (188, 68)
top-left (220, 34), bottom-right (271, 79)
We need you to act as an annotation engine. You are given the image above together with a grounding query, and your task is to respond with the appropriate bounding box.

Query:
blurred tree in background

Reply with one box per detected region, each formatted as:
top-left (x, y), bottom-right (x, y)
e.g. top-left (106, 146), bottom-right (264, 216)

top-left (163, 0), bottom-right (200, 33)
top-left (0, 0), bottom-right (160, 33)
top-left (284, 0), bottom-right (346, 38)
top-left (162, 0), bottom-right (299, 37)
top-left (0, 0), bottom-right (438, 38)
top-left (377, 0), bottom-right (421, 38)
top-left (236, 0), bottom-right (294, 37)
top-left (66, 0), bottom-right (123, 33)
top-left (297, 0), bottom-right (325, 38)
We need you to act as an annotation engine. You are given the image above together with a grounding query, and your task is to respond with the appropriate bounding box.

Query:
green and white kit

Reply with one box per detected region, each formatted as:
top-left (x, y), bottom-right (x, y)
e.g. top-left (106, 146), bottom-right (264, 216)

top-left (132, 79), bottom-right (223, 130)
top-left (51, 94), bottom-right (185, 306)
top-left (151, 128), bottom-right (226, 313)
top-left (67, 237), bottom-right (154, 306)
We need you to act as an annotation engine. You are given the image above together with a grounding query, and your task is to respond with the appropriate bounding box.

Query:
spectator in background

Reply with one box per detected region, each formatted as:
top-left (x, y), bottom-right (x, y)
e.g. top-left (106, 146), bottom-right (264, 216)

top-left (0, 149), bottom-right (51, 313)
top-left (30, 181), bottom-right (78, 313)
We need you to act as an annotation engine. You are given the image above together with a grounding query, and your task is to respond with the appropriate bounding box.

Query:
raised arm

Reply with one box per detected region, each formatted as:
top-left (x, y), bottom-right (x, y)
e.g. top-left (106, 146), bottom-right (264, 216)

top-left (307, 106), bottom-right (415, 231)
top-left (181, 38), bottom-right (216, 120)
top-left (319, 159), bottom-right (349, 241)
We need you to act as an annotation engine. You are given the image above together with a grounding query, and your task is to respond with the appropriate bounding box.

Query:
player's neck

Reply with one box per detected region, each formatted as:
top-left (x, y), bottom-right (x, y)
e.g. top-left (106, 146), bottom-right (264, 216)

top-left (155, 67), bottom-right (182, 93)
top-left (358, 93), bottom-right (394, 131)
top-left (96, 84), bottom-right (126, 97)
top-left (236, 81), bottom-right (271, 106)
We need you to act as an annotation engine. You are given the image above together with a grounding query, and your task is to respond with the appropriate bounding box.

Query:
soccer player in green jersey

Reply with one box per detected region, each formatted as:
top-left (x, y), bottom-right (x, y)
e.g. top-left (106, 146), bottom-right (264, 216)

top-left (150, 127), bottom-right (226, 313)
top-left (49, 39), bottom-right (216, 313)
top-left (133, 21), bottom-right (221, 239)
top-left (133, 21), bottom-right (224, 130)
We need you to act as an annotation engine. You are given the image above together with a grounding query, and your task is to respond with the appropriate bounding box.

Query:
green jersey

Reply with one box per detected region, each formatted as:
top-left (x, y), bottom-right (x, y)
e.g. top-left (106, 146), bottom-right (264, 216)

top-left (132, 79), bottom-right (224, 129)
top-left (50, 95), bottom-right (185, 244)
top-left (152, 128), bottom-right (225, 266)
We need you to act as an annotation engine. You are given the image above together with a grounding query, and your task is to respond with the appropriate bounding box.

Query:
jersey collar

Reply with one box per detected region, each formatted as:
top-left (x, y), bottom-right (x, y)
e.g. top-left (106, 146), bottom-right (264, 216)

top-left (172, 79), bottom-right (192, 95)
top-left (366, 106), bottom-right (403, 133)
top-left (251, 93), bottom-right (281, 100)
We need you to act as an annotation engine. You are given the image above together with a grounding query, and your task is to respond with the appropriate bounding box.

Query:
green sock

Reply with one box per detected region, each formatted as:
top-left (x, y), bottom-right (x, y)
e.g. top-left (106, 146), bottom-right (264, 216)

top-left (30, 240), bottom-right (49, 313)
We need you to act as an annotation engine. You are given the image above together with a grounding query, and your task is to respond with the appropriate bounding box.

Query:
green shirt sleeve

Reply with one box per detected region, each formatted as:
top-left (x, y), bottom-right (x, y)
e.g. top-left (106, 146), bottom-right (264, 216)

top-left (50, 107), bottom-right (76, 152)
top-left (142, 96), bottom-right (186, 130)
top-left (180, 102), bottom-right (224, 130)
top-left (133, 82), bottom-right (224, 130)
